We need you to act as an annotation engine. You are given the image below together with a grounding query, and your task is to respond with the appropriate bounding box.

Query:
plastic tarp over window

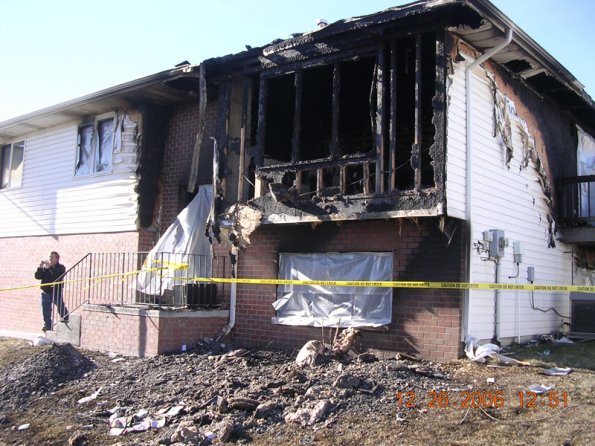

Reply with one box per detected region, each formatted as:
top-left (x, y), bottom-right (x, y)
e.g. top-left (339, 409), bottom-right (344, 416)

top-left (272, 252), bottom-right (393, 327)
top-left (136, 185), bottom-right (212, 295)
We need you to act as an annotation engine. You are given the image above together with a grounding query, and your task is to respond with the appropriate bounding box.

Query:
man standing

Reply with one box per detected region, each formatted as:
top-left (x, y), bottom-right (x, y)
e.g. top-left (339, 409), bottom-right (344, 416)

top-left (35, 251), bottom-right (68, 332)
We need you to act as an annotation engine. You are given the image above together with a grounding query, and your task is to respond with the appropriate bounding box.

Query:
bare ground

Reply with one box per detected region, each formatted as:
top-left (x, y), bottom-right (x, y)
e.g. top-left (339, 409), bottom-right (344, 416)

top-left (0, 336), bottom-right (592, 446)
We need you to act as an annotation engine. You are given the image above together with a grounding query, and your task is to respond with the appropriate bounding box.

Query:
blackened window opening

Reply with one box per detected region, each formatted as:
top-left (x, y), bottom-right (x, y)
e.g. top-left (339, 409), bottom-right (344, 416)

top-left (264, 73), bottom-right (294, 163)
top-left (339, 57), bottom-right (375, 156)
top-left (300, 66), bottom-right (333, 161)
top-left (390, 32), bottom-right (436, 190)
top-left (394, 36), bottom-right (416, 190)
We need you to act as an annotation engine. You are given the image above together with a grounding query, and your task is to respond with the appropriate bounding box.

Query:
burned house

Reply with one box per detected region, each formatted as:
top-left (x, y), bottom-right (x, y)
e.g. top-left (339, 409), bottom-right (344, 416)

top-left (1, 0), bottom-right (594, 360)
top-left (182, 0), bottom-right (595, 359)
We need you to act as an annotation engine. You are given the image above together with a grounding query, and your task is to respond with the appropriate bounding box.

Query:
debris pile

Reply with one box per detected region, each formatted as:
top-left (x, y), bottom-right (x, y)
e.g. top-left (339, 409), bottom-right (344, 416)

top-left (0, 335), bottom-right (454, 444)
top-left (0, 343), bottom-right (94, 410)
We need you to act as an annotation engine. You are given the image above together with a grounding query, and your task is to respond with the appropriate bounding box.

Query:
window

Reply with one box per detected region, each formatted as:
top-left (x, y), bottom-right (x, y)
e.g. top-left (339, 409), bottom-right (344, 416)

top-left (75, 116), bottom-right (115, 176)
top-left (0, 141), bottom-right (24, 189)
top-left (272, 252), bottom-right (393, 327)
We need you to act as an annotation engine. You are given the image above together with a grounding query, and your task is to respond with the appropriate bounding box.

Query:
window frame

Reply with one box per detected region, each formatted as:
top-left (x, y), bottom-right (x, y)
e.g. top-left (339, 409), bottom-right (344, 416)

top-left (74, 112), bottom-right (116, 177)
top-left (0, 140), bottom-right (25, 190)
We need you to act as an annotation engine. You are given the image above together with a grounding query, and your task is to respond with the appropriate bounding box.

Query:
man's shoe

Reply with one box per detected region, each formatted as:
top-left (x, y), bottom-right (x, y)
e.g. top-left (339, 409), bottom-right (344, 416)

top-left (42, 326), bottom-right (50, 332)
top-left (59, 317), bottom-right (69, 324)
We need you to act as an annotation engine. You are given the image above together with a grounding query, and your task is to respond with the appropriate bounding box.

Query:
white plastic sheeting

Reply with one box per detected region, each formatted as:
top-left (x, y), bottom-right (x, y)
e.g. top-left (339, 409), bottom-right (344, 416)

top-left (271, 252), bottom-right (393, 327)
top-left (136, 185), bottom-right (213, 295)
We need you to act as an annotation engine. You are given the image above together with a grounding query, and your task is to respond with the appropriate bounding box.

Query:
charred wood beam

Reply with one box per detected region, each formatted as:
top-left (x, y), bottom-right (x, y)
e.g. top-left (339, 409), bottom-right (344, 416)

top-left (256, 153), bottom-right (375, 174)
top-left (255, 76), bottom-right (267, 167)
top-left (217, 81), bottom-right (231, 197)
top-left (257, 18), bottom-right (447, 71)
top-left (317, 168), bottom-right (324, 196)
top-left (330, 62), bottom-right (341, 159)
top-left (369, 64), bottom-right (377, 150)
top-left (260, 46), bottom-right (376, 79)
top-left (432, 31), bottom-right (447, 199)
top-left (238, 127), bottom-right (246, 201)
top-left (291, 71), bottom-right (302, 163)
top-left (205, 21), bottom-right (446, 81)
top-left (389, 41), bottom-right (397, 192)
top-left (295, 170), bottom-right (302, 194)
top-left (375, 45), bottom-right (386, 194)
top-left (187, 64), bottom-right (207, 193)
top-left (413, 33), bottom-right (422, 191)
top-left (238, 78), bottom-right (250, 201)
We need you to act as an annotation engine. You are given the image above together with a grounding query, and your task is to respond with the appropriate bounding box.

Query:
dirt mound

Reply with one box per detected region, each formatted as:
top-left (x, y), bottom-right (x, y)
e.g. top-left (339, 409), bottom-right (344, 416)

top-left (0, 343), bottom-right (94, 410)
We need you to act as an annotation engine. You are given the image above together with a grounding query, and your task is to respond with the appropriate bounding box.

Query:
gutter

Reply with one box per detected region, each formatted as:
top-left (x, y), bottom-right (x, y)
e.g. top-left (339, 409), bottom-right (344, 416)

top-left (467, 0), bottom-right (592, 105)
top-left (463, 28), bottom-right (512, 342)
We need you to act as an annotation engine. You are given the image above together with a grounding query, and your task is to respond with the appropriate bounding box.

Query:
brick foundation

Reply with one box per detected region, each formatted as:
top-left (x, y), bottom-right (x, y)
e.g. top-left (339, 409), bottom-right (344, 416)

top-left (80, 305), bottom-right (229, 357)
top-left (230, 219), bottom-right (465, 361)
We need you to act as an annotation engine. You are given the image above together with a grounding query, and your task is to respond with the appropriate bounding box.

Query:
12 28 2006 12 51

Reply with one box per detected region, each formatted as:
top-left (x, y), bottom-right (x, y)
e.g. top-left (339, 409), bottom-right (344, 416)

top-left (395, 390), bottom-right (570, 409)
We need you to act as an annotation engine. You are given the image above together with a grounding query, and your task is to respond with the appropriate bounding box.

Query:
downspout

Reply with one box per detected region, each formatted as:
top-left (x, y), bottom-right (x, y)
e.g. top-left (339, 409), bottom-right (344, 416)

top-left (208, 135), bottom-right (237, 342)
top-left (463, 28), bottom-right (513, 342)
top-left (217, 270), bottom-right (237, 341)
top-left (494, 257), bottom-right (501, 342)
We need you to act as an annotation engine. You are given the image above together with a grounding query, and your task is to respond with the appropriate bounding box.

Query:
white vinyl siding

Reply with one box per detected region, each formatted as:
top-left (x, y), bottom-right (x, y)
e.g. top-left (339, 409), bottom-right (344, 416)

top-left (0, 122), bottom-right (138, 237)
top-left (446, 60), bottom-right (571, 341)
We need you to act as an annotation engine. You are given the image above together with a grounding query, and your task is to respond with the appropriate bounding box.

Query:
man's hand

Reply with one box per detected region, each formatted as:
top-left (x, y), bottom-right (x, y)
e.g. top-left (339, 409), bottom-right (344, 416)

top-left (40, 260), bottom-right (49, 268)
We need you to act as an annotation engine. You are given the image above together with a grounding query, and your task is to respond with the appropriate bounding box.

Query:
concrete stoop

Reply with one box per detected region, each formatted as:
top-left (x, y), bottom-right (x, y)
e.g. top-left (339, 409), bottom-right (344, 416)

top-left (46, 314), bottom-right (81, 346)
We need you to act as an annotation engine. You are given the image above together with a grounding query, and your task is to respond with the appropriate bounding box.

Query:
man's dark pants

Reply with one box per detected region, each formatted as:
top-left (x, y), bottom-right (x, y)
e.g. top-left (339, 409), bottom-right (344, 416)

top-left (41, 290), bottom-right (68, 329)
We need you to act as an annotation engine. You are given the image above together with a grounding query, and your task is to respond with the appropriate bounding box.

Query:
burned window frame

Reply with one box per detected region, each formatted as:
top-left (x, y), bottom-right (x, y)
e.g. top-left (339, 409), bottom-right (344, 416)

top-left (0, 140), bottom-right (25, 190)
top-left (247, 31), bottom-right (445, 201)
top-left (74, 113), bottom-right (116, 177)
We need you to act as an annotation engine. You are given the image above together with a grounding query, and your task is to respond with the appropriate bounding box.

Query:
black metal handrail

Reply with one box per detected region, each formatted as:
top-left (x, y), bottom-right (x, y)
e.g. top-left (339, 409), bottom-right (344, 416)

top-left (50, 253), bottom-right (92, 329)
top-left (51, 252), bottom-right (227, 328)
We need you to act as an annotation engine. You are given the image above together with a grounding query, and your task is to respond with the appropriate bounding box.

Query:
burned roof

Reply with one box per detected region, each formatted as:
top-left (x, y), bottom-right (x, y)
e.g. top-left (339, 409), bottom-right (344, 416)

top-left (203, 0), bottom-right (594, 133)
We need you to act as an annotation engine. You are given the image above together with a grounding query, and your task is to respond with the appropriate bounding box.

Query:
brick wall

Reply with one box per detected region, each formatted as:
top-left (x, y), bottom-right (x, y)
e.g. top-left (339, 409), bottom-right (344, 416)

top-left (231, 219), bottom-right (465, 361)
top-left (157, 311), bottom-right (228, 353)
top-left (80, 306), bottom-right (160, 356)
top-left (0, 231), bottom-right (139, 333)
top-left (158, 99), bottom-right (218, 236)
top-left (80, 305), bottom-right (228, 357)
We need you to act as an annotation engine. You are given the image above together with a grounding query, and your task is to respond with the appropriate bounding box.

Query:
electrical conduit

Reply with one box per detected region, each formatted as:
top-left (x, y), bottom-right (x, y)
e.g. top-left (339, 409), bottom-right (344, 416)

top-left (463, 28), bottom-right (513, 342)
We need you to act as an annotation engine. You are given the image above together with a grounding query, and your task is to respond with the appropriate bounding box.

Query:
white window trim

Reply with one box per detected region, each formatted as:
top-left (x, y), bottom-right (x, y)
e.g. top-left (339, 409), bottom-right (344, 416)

top-left (0, 139), bottom-right (25, 190)
top-left (74, 112), bottom-right (116, 178)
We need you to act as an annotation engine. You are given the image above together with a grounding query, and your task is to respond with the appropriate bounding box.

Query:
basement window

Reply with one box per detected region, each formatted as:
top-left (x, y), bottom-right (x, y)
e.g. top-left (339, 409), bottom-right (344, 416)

top-left (272, 252), bottom-right (393, 327)
top-left (0, 140), bottom-right (24, 189)
top-left (75, 115), bottom-right (115, 176)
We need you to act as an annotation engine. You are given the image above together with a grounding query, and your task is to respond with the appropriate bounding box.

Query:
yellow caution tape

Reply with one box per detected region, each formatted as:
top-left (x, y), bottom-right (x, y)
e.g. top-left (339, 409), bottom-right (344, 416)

top-left (2, 263), bottom-right (594, 294)
top-left (0, 267), bottom-right (167, 293)
top-left (177, 277), bottom-right (595, 293)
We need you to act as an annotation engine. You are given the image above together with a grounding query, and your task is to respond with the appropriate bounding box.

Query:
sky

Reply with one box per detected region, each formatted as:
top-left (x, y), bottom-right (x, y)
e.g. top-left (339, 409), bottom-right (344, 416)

top-left (0, 0), bottom-right (593, 122)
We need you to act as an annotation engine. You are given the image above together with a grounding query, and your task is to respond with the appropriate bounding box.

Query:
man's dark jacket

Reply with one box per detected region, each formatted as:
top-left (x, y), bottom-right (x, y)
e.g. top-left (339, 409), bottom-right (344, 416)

top-left (35, 263), bottom-right (66, 294)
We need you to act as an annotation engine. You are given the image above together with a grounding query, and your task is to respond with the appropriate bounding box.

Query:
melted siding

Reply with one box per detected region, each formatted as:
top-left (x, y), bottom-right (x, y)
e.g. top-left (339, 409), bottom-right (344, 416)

top-left (446, 60), bottom-right (571, 341)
